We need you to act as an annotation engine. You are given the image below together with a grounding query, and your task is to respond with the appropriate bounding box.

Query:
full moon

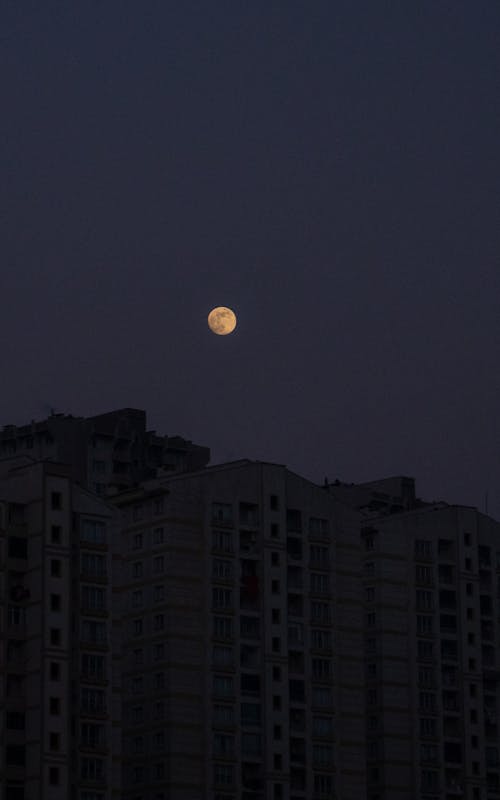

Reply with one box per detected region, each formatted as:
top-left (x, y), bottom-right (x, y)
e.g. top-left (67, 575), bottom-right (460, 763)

top-left (208, 306), bottom-right (237, 336)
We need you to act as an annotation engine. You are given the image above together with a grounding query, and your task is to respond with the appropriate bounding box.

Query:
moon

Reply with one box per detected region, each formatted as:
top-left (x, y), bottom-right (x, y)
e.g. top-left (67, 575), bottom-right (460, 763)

top-left (208, 306), bottom-right (237, 336)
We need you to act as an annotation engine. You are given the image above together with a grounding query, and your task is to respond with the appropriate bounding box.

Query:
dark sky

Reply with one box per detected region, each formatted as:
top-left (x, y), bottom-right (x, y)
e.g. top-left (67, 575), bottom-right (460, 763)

top-left (1, 2), bottom-right (500, 516)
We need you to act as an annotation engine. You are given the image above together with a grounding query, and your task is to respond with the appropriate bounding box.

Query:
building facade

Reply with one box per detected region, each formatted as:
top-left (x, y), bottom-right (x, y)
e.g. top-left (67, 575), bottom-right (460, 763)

top-left (0, 457), bottom-right (121, 800)
top-left (331, 477), bottom-right (500, 800)
top-left (114, 460), bottom-right (366, 800)
top-left (0, 409), bottom-right (210, 495)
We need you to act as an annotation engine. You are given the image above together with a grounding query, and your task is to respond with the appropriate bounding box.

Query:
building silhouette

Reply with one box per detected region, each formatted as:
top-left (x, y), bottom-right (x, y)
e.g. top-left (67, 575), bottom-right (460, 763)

top-left (1, 410), bottom-right (499, 800)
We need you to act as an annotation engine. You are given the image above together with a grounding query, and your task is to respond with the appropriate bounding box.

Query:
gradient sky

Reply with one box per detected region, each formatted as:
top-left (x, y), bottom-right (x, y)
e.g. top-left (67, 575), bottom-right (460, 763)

top-left (1, 2), bottom-right (499, 516)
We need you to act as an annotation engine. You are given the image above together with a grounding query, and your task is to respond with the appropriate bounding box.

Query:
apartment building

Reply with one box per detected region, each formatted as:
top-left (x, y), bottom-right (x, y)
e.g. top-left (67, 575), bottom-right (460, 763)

top-left (0, 456), bottom-right (121, 800)
top-left (113, 460), bottom-right (366, 800)
top-left (330, 477), bottom-right (500, 800)
top-left (0, 409), bottom-right (210, 495)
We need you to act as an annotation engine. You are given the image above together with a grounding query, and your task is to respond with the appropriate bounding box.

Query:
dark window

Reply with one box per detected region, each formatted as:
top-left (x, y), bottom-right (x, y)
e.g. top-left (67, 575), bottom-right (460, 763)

top-left (6, 712), bottom-right (25, 730)
top-left (50, 662), bottom-right (60, 681)
top-left (51, 525), bottom-right (62, 543)
top-left (49, 767), bottom-right (59, 785)
top-left (8, 537), bottom-right (27, 559)
top-left (51, 492), bottom-right (62, 510)
top-left (5, 788), bottom-right (25, 800)
top-left (50, 628), bottom-right (61, 646)
top-left (270, 495), bottom-right (279, 511)
top-left (49, 732), bottom-right (60, 750)
top-left (50, 697), bottom-right (60, 715)
top-left (271, 523), bottom-right (279, 538)
top-left (6, 746), bottom-right (25, 766)
top-left (50, 594), bottom-right (61, 611)
top-left (50, 559), bottom-right (61, 577)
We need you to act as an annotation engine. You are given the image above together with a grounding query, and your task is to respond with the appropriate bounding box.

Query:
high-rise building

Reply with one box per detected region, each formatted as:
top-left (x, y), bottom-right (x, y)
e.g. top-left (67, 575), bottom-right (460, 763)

top-left (0, 409), bottom-right (210, 495)
top-left (0, 456), bottom-right (121, 800)
top-left (113, 460), bottom-right (366, 800)
top-left (330, 477), bottom-right (500, 800)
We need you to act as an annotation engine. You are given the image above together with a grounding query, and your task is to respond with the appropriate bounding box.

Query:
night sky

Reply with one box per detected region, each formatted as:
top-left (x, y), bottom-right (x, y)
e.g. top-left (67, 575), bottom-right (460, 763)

top-left (1, 2), bottom-right (499, 516)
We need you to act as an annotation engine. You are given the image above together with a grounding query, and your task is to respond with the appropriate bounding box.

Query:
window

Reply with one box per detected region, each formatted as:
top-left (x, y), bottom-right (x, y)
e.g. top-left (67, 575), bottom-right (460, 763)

top-left (153, 556), bottom-right (164, 574)
top-left (241, 674), bottom-right (260, 695)
top-left (416, 590), bottom-right (434, 610)
top-left (416, 565), bottom-right (432, 584)
top-left (310, 545), bottom-right (330, 565)
top-left (213, 645), bottom-right (233, 666)
top-left (312, 687), bottom-right (332, 707)
top-left (417, 615), bottom-right (433, 635)
top-left (213, 704), bottom-right (234, 724)
top-left (312, 658), bottom-right (332, 680)
top-left (81, 520), bottom-right (106, 544)
top-left (50, 628), bottom-right (61, 646)
top-left (272, 608), bottom-right (280, 624)
top-left (51, 525), bottom-right (62, 543)
top-left (81, 758), bottom-right (105, 782)
top-left (154, 643), bottom-right (164, 660)
top-left (8, 536), bottom-right (28, 558)
top-left (81, 553), bottom-right (106, 577)
top-left (272, 666), bottom-right (281, 681)
top-left (213, 559), bottom-right (233, 579)
top-left (420, 718), bottom-right (436, 737)
top-left (313, 744), bottom-right (333, 765)
top-left (242, 733), bottom-right (261, 754)
top-left (311, 602), bottom-right (331, 623)
top-left (81, 654), bottom-right (105, 680)
top-left (153, 585), bottom-right (164, 602)
top-left (213, 733), bottom-right (234, 756)
top-left (133, 619), bottom-right (143, 636)
top-left (82, 585), bottom-right (106, 611)
top-left (270, 494), bottom-right (279, 510)
top-left (49, 697), bottom-right (60, 715)
top-left (51, 559), bottom-right (61, 577)
top-left (213, 588), bottom-right (233, 609)
top-left (132, 589), bottom-right (143, 608)
top-left (419, 692), bottom-right (436, 712)
top-left (311, 573), bottom-right (329, 593)
top-left (241, 702), bottom-right (260, 725)
top-left (417, 640), bottom-right (434, 661)
top-left (133, 649), bottom-right (143, 665)
top-left (214, 616), bottom-right (233, 640)
top-left (152, 526), bottom-right (164, 544)
top-left (49, 766), bottom-right (60, 785)
top-left (51, 492), bottom-right (62, 510)
top-left (271, 579), bottom-right (280, 594)
top-left (271, 551), bottom-right (280, 566)
top-left (81, 724), bottom-right (106, 748)
top-left (314, 775), bottom-right (333, 795)
top-left (214, 764), bottom-right (234, 786)
top-left (50, 662), bottom-right (60, 681)
top-left (365, 586), bottom-right (375, 602)
top-left (132, 562), bottom-right (143, 578)
top-left (271, 523), bottom-right (279, 538)
top-left (309, 517), bottom-right (329, 537)
top-left (421, 769), bottom-right (438, 792)
top-left (153, 496), bottom-right (164, 515)
top-left (213, 675), bottom-right (234, 696)
top-left (6, 712), bottom-right (25, 730)
top-left (50, 593), bottom-right (61, 611)
top-left (82, 621), bottom-right (107, 643)
top-left (132, 533), bottom-right (143, 550)
top-left (213, 529), bottom-right (233, 552)
top-left (153, 614), bottom-right (164, 631)
top-left (313, 716), bottom-right (333, 736)
top-left (415, 540), bottom-right (432, 559)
